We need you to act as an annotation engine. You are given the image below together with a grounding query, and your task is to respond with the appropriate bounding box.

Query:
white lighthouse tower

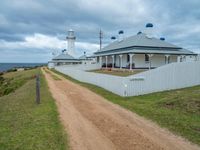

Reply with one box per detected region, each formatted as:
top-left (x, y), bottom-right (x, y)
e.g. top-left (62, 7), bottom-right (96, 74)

top-left (66, 29), bottom-right (76, 57)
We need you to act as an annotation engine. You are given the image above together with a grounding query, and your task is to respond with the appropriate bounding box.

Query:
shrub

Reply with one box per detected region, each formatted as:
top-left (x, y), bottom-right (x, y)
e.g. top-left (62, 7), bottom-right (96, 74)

top-left (0, 76), bottom-right (4, 83)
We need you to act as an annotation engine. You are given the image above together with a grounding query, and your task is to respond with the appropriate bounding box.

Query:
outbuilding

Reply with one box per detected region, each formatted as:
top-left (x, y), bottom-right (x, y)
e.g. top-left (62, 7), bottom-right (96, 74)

top-left (48, 53), bottom-right (81, 68)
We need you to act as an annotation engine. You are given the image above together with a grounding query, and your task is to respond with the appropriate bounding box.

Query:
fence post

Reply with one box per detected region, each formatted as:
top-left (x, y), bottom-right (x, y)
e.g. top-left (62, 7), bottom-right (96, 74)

top-left (36, 74), bottom-right (40, 104)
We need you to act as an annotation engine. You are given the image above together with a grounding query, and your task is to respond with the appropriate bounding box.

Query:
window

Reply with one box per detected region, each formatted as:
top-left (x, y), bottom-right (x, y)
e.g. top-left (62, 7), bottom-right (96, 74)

top-left (97, 57), bottom-right (99, 63)
top-left (180, 57), bottom-right (182, 62)
top-left (127, 54), bottom-right (130, 62)
top-left (145, 54), bottom-right (149, 62)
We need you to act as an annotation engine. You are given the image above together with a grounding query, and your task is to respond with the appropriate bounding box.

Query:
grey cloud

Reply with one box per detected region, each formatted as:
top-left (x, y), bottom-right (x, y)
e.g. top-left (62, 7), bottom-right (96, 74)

top-left (0, 0), bottom-right (200, 62)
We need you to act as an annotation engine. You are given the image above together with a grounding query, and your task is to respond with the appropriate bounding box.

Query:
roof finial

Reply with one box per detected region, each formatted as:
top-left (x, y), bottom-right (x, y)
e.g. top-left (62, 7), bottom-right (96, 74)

top-left (118, 30), bottom-right (124, 41)
top-left (62, 49), bottom-right (66, 54)
top-left (145, 23), bottom-right (154, 38)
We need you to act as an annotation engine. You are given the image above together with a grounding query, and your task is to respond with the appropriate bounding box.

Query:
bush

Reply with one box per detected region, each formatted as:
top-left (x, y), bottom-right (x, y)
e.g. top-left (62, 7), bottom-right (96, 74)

top-left (3, 87), bottom-right (15, 95)
top-left (0, 76), bottom-right (4, 83)
top-left (7, 68), bottom-right (17, 72)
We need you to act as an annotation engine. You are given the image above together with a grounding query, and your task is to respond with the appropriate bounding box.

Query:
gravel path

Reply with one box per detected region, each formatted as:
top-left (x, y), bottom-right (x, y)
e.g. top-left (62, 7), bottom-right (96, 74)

top-left (43, 69), bottom-right (199, 150)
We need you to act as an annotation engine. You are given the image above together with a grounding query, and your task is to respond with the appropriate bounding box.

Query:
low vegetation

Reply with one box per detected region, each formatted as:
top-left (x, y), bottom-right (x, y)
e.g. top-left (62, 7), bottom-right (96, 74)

top-left (0, 69), bottom-right (37, 97)
top-left (52, 68), bottom-right (200, 145)
top-left (89, 69), bottom-right (146, 76)
top-left (44, 68), bottom-right (61, 80)
top-left (0, 68), bottom-right (68, 150)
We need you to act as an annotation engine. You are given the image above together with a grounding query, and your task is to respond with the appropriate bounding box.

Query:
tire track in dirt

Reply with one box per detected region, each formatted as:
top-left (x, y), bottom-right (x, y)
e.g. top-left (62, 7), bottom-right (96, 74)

top-left (43, 69), bottom-right (199, 150)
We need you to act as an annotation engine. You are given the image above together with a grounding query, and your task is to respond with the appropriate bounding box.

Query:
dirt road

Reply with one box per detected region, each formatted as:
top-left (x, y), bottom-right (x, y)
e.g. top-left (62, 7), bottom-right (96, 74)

top-left (43, 69), bottom-right (199, 150)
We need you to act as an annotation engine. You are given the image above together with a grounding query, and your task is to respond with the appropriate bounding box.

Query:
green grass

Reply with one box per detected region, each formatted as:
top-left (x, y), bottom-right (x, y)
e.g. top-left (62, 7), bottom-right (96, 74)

top-left (0, 69), bottom-right (68, 150)
top-left (0, 69), bottom-right (37, 96)
top-left (44, 68), bottom-right (61, 80)
top-left (51, 68), bottom-right (200, 145)
top-left (88, 69), bottom-right (146, 76)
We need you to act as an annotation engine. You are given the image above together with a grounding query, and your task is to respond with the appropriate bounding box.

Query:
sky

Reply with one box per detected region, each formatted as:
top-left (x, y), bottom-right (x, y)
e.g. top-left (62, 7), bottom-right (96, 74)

top-left (0, 0), bottom-right (200, 63)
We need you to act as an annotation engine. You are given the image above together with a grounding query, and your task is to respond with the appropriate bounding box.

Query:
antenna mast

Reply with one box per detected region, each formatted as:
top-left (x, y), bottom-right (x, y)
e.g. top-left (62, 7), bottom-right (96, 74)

top-left (99, 29), bottom-right (103, 50)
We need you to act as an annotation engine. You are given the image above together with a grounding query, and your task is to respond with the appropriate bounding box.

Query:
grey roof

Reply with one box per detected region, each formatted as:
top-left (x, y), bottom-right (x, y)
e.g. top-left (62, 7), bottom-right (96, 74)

top-left (93, 48), bottom-right (195, 56)
top-left (94, 33), bottom-right (195, 55)
top-left (49, 60), bottom-right (80, 63)
top-left (87, 55), bottom-right (96, 58)
top-left (53, 53), bottom-right (76, 60)
top-left (79, 54), bottom-right (87, 60)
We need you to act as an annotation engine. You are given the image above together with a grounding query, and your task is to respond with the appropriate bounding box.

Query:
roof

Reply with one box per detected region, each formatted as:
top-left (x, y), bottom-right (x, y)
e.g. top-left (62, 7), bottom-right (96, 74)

top-left (94, 33), bottom-right (195, 56)
top-left (52, 53), bottom-right (80, 63)
top-left (79, 54), bottom-right (87, 60)
top-left (49, 60), bottom-right (80, 63)
top-left (53, 53), bottom-right (76, 60)
top-left (87, 55), bottom-right (96, 58)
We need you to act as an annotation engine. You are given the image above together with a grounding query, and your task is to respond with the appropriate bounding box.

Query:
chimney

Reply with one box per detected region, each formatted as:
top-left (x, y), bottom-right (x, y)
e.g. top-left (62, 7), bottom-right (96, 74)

top-left (111, 36), bottom-right (116, 42)
top-left (145, 23), bottom-right (153, 38)
top-left (118, 30), bottom-right (124, 41)
top-left (62, 49), bottom-right (67, 54)
top-left (137, 31), bottom-right (142, 35)
top-left (160, 37), bottom-right (165, 41)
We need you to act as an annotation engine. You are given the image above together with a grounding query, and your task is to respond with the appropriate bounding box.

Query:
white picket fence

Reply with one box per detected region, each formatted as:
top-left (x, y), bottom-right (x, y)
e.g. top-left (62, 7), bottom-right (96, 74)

top-left (55, 61), bottom-right (200, 97)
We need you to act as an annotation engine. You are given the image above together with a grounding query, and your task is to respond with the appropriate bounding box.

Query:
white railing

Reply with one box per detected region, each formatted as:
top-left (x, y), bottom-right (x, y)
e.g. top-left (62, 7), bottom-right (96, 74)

top-left (55, 61), bottom-right (200, 97)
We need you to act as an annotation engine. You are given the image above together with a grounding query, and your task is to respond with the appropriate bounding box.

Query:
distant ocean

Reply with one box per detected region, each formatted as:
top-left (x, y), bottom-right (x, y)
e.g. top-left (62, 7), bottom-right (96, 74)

top-left (0, 63), bottom-right (47, 72)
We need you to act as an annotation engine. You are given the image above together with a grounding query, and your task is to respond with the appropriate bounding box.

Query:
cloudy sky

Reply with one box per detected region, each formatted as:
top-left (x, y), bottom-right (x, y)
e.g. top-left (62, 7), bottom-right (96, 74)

top-left (0, 0), bottom-right (200, 63)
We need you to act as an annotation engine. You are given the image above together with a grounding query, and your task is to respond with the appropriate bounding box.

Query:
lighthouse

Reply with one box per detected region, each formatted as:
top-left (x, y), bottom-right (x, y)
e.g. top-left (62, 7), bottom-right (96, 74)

top-left (66, 29), bottom-right (76, 57)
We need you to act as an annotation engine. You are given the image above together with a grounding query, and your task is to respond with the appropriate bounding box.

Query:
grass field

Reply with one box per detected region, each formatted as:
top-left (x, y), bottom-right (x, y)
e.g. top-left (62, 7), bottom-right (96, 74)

top-left (0, 69), bottom-right (38, 96)
top-left (44, 68), bottom-right (61, 80)
top-left (88, 69), bottom-right (146, 76)
top-left (0, 68), bottom-right (68, 150)
top-left (52, 68), bottom-right (200, 145)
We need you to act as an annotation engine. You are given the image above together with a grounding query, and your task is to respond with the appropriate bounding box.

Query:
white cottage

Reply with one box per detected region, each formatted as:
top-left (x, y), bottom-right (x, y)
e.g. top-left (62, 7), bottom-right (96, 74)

top-left (48, 53), bottom-right (81, 68)
top-left (48, 52), bottom-right (95, 68)
top-left (94, 32), bottom-right (197, 70)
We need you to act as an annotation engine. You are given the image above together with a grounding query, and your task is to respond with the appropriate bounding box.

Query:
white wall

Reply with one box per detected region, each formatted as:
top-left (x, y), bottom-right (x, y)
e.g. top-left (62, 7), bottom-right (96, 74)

top-left (107, 56), bottom-right (113, 64)
top-left (177, 55), bottom-right (198, 62)
top-left (133, 54), bottom-right (172, 68)
top-left (102, 54), bottom-right (170, 68)
top-left (98, 54), bottom-right (196, 69)
top-left (115, 55), bottom-right (120, 67)
top-left (56, 66), bottom-right (126, 96)
top-left (170, 55), bottom-right (178, 63)
top-left (133, 54), bottom-right (149, 68)
top-left (185, 55), bottom-right (197, 62)
top-left (55, 61), bottom-right (200, 97)
top-left (81, 59), bottom-right (97, 65)
top-left (48, 62), bottom-right (55, 69)
top-left (151, 55), bottom-right (165, 67)
top-left (126, 61), bottom-right (200, 96)
top-left (198, 54), bottom-right (200, 61)
top-left (122, 54), bottom-right (128, 67)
